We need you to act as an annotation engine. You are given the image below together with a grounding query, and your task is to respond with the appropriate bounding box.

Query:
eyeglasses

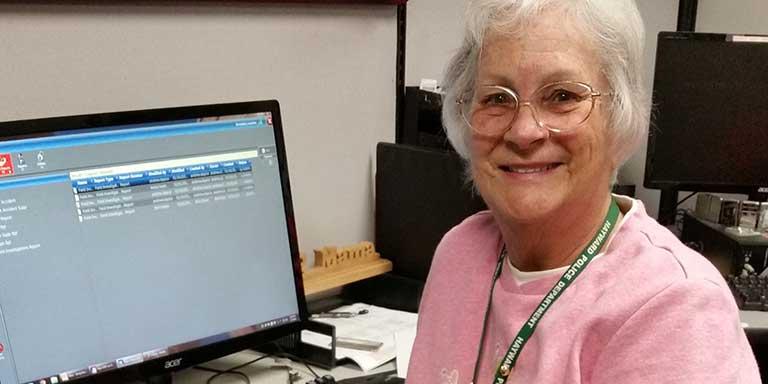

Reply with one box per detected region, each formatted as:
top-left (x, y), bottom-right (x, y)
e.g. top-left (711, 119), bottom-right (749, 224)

top-left (457, 81), bottom-right (610, 136)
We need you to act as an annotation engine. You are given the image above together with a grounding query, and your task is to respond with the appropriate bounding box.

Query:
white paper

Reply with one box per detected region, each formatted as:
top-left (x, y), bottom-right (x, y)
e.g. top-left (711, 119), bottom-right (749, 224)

top-left (731, 35), bottom-right (768, 43)
top-left (419, 78), bottom-right (439, 92)
top-left (302, 303), bottom-right (418, 372)
top-left (395, 327), bottom-right (417, 378)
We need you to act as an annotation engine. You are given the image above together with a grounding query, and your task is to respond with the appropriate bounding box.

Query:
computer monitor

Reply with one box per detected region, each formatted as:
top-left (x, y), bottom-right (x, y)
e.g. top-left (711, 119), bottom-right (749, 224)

top-left (644, 31), bottom-right (768, 197)
top-left (0, 101), bottom-right (307, 384)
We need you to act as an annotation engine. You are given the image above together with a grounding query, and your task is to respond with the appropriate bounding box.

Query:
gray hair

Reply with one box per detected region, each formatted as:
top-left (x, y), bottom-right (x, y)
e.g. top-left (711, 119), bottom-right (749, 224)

top-left (442, 0), bottom-right (650, 172)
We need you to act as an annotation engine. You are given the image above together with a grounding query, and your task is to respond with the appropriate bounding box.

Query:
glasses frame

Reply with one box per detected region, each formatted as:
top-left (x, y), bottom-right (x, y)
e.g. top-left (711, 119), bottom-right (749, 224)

top-left (457, 80), bottom-right (611, 135)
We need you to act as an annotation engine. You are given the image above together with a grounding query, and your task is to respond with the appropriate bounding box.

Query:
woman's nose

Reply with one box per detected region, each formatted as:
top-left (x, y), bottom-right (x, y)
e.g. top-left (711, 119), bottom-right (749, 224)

top-left (501, 103), bottom-right (549, 150)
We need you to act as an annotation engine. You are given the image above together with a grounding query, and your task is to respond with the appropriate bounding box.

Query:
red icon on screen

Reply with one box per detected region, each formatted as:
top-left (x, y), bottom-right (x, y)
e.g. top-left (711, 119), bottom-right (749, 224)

top-left (0, 154), bottom-right (14, 177)
top-left (0, 342), bottom-right (4, 352)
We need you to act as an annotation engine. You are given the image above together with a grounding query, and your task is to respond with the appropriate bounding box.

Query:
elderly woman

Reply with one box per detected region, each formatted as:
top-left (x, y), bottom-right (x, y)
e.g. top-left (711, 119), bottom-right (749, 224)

top-left (407, 0), bottom-right (760, 383)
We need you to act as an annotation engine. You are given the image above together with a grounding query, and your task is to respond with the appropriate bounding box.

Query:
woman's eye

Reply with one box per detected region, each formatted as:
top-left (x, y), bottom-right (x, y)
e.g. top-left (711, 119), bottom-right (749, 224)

top-left (483, 93), bottom-right (513, 105)
top-left (548, 90), bottom-right (579, 103)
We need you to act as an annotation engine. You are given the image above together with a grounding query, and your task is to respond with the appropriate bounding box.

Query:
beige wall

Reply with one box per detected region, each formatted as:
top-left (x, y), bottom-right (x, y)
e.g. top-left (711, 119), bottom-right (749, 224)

top-left (0, 3), bottom-right (397, 256)
top-left (698, 0), bottom-right (768, 34)
top-left (405, 0), bottom-right (465, 85)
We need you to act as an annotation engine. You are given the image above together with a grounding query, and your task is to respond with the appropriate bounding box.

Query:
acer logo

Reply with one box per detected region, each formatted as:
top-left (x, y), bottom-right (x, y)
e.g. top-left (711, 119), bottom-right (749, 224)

top-left (164, 358), bottom-right (182, 369)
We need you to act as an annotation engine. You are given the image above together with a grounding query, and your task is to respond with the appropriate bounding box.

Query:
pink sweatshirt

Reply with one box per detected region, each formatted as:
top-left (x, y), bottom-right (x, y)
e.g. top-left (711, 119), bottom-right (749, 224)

top-left (408, 196), bottom-right (760, 383)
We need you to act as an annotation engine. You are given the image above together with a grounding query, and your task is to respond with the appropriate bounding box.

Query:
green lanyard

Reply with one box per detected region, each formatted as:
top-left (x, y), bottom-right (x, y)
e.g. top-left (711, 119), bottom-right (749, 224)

top-left (482, 199), bottom-right (620, 384)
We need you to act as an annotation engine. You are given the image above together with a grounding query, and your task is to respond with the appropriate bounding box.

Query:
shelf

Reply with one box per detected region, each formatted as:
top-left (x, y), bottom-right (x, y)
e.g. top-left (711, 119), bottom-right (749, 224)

top-left (302, 258), bottom-right (393, 296)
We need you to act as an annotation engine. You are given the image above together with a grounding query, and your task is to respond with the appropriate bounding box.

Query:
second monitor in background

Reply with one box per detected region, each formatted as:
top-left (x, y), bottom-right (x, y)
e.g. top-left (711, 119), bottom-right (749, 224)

top-left (645, 31), bottom-right (768, 223)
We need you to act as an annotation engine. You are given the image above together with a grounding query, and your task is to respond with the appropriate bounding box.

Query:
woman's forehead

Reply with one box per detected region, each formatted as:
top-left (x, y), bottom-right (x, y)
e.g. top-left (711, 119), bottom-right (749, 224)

top-left (478, 28), bottom-right (601, 87)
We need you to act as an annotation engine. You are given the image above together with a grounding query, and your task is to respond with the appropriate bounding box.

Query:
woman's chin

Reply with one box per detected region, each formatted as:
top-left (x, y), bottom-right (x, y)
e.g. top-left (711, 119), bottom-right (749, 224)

top-left (490, 192), bottom-right (564, 224)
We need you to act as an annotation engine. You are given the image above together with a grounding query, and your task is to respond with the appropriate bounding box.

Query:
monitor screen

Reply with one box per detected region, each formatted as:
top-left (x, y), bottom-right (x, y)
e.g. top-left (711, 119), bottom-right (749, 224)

top-left (644, 31), bottom-right (768, 193)
top-left (0, 101), bottom-right (306, 384)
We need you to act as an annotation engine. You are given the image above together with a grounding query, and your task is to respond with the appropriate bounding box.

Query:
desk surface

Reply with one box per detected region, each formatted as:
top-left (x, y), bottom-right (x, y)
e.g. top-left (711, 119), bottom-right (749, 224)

top-left (686, 211), bottom-right (768, 246)
top-left (742, 310), bottom-right (768, 329)
top-left (172, 350), bottom-right (397, 384)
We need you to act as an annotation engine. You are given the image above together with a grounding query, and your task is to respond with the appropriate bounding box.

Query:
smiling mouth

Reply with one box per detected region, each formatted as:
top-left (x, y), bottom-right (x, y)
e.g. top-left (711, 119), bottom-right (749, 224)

top-left (499, 163), bottom-right (562, 174)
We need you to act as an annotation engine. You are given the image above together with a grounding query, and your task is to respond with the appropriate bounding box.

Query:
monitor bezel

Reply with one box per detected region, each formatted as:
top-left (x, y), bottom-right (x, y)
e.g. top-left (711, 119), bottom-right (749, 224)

top-left (643, 31), bottom-right (768, 195)
top-left (0, 100), bottom-right (309, 383)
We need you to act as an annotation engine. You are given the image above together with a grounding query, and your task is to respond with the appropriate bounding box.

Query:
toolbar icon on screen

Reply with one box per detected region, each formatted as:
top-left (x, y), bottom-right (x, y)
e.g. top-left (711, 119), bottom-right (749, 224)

top-left (0, 154), bottom-right (14, 177)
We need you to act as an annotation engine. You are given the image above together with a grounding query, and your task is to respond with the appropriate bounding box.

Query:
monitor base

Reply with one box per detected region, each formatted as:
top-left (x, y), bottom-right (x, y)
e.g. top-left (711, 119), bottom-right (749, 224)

top-left (144, 373), bottom-right (173, 384)
top-left (121, 372), bottom-right (172, 384)
top-left (256, 320), bottom-right (338, 370)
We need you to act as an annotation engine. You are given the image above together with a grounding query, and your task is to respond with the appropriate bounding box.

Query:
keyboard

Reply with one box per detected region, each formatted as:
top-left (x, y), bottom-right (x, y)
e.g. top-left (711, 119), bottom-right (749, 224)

top-left (729, 275), bottom-right (768, 311)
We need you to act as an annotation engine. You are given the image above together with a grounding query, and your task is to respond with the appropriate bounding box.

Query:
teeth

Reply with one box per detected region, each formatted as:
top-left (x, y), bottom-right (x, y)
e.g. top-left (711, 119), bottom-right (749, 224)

top-left (508, 164), bottom-right (556, 174)
top-left (511, 167), bottom-right (547, 174)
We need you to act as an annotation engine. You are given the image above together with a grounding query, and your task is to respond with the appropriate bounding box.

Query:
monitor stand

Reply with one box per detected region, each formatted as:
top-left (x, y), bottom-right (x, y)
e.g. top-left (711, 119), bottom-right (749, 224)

top-left (658, 188), bottom-right (679, 226)
top-left (145, 373), bottom-right (173, 384)
top-left (123, 373), bottom-right (173, 384)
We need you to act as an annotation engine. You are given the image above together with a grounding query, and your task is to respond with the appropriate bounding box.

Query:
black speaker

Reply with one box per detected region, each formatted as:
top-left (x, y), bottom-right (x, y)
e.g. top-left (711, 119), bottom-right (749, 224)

top-left (374, 143), bottom-right (486, 281)
top-left (343, 143), bottom-right (486, 312)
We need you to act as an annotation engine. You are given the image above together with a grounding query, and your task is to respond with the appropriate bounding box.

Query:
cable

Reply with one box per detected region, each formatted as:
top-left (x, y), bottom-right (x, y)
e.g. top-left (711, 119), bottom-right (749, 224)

top-left (663, 192), bottom-right (699, 230)
top-left (194, 344), bottom-right (323, 383)
top-left (191, 366), bottom-right (251, 384)
top-left (660, 191), bottom-right (699, 227)
top-left (223, 354), bottom-right (274, 374)
top-left (675, 191), bottom-right (698, 208)
top-left (273, 343), bottom-right (320, 379)
top-left (194, 353), bottom-right (274, 384)
top-left (279, 352), bottom-right (319, 379)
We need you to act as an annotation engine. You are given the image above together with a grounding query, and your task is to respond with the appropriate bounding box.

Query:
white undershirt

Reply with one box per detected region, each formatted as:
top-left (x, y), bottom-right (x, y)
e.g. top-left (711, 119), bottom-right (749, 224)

top-left (506, 194), bottom-right (636, 284)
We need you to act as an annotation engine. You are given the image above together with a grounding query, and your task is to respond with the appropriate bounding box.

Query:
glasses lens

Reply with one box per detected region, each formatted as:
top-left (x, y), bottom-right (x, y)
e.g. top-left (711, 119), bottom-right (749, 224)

top-left (534, 82), bottom-right (594, 131)
top-left (466, 86), bottom-right (517, 135)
